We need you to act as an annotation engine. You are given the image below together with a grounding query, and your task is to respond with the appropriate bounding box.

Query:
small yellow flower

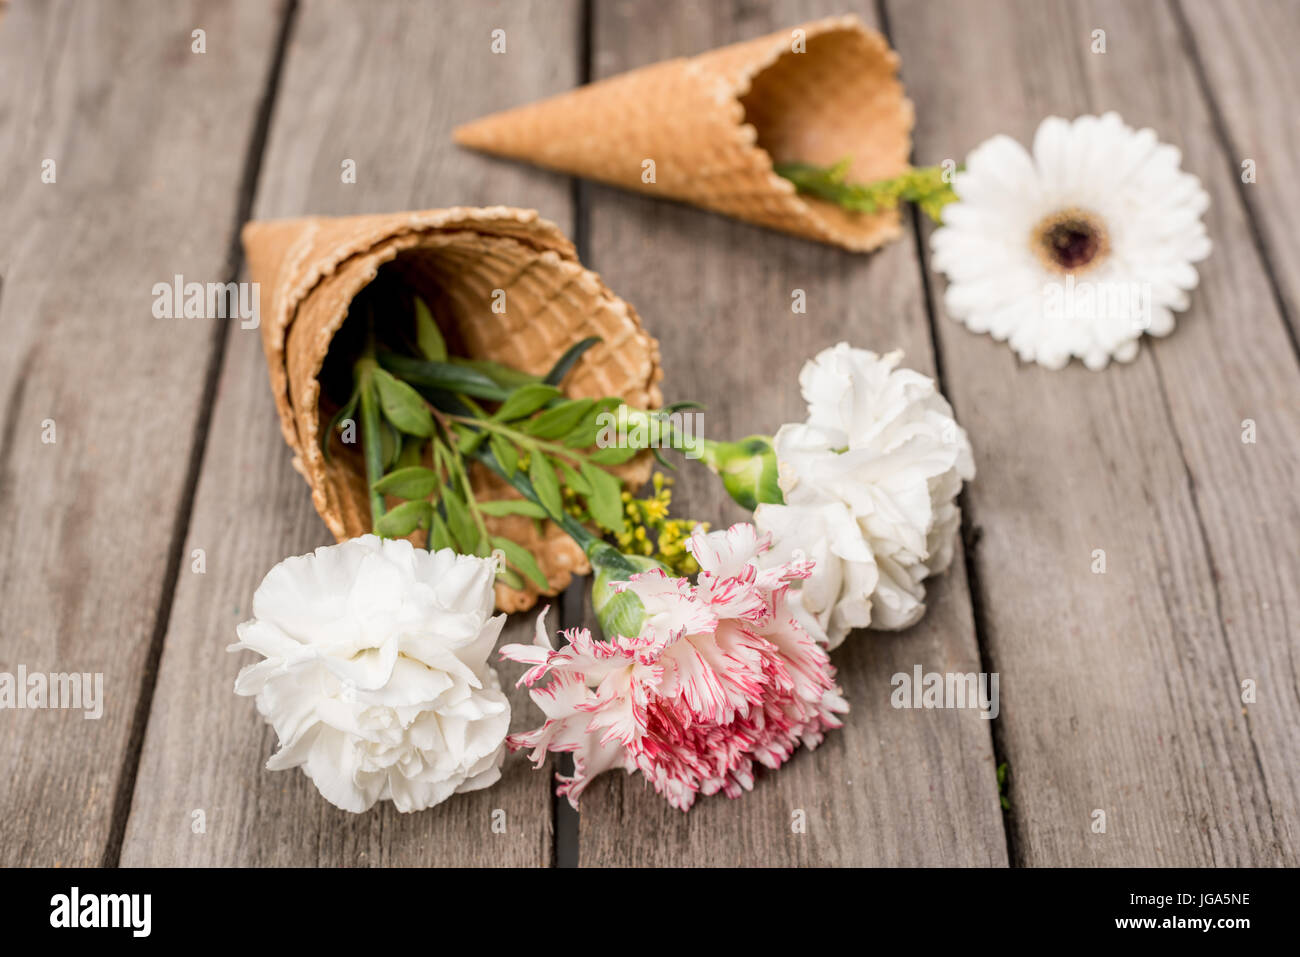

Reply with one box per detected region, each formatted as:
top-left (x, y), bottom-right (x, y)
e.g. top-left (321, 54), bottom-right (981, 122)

top-left (642, 500), bottom-right (668, 523)
top-left (609, 473), bottom-right (710, 576)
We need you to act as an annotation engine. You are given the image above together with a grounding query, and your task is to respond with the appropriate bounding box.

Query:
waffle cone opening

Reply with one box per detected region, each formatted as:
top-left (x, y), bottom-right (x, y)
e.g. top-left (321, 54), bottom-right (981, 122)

top-left (738, 24), bottom-right (913, 247)
top-left (244, 208), bottom-right (662, 613)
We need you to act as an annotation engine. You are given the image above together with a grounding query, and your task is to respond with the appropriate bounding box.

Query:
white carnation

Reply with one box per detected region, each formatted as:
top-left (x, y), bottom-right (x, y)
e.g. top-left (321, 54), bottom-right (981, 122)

top-left (230, 535), bottom-right (511, 813)
top-left (756, 344), bottom-right (974, 648)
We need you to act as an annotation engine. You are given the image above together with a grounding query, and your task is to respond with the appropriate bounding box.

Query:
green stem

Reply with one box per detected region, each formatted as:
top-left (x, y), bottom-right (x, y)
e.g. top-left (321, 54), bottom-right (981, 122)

top-left (428, 406), bottom-right (491, 542)
top-left (470, 423), bottom-right (668, 641)
top-left (355, 357), bottom-right (387, 526)
top-left (449, 414), bottom-right (591, 467)
top-left (618, 407), bottom-right (703, 458)
top-left (391, 363), bottom-right (674, 634)
top-left (475, 441), bottom-right (664, 638)
top-left (470, 445), bottom-right (600, 554)
top-left (613, 406), bottom-right (781, 511)
top-left (447, 435), bottom-right (488, 541)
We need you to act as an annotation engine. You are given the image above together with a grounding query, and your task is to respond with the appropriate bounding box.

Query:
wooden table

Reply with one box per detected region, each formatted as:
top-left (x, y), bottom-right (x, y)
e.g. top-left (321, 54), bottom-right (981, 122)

top-left (1, 0), bottom-right (1296, 868)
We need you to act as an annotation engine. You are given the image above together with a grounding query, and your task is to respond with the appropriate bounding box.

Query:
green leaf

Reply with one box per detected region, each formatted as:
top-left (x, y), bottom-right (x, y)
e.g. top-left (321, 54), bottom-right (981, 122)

top-left (528, 452), bottom-right (564, 518)
top-left (544, 336), bottom-right (602, 386)
top-left (489, 432), bottom-right (518, 476)
top-left (477, 498), bottom-right (549, 519)
top-left (372, 466), bottom-right (440, 500)
top-left (374, 500), bottom-right (432, 538)
top-left (495, 566), bottom-right (525, 591)
top-left (380, 419), bottom-right (401, 469)
top-left (413, 297), bottom-right (447, 361)
top-left (662, 400), bottom-right (705, 414)
top-left (450, 356), bottom-right (541, 391)
top-left (454, 424), bottom-right (487, 457)
top-left (491, 536), bottom-right (549, 591)
top-left (557, 459), bottom-right (591, 495)
top-left (372, 367), bottom-right (435, 437)
top-left (493, 384), bottom-right (562, 422)
top-left (525, 397), bottom-right (595, 440)
top-left (441, 485), bottom-right (480, 555)
top-left (320, 382), bottom-right (362, 461)
top-left (396, 434), bottom-right (426, 470)
top-left (562, 397), bottom-right (620, 448)
top-left (427, 511), bottom-right (455, 551)
top-left (377, 353), bottom-right (511, 401)
top-left (580, 461), bottom-right (626, 534)
top-left (586, 443), bottom-right (638, 465)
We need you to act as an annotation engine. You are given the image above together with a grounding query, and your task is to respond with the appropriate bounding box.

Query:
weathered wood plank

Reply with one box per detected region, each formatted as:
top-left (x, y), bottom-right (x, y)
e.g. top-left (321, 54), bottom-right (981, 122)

top-left (1177, 0), bottom-right (1300, 342)
top-left (0, 0), bottom-right (286, 867)
top-left (572, 0), bottom-right (1006, 866)
top-left (888, 0), bottom-right (1300, 864)
top-left (119, 0), bottom-right (581, 866)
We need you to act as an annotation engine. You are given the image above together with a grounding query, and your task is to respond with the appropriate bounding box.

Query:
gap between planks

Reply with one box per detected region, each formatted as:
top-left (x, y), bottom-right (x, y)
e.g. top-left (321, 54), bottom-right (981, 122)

top-left (550, 0), bottom-right (595, 873)
top-left (889, 0), bottom-right (1300, 868)
top-left (875, 0), bottom-right (1021, 871)
top-left (99, 0), bottom-right (301, 868)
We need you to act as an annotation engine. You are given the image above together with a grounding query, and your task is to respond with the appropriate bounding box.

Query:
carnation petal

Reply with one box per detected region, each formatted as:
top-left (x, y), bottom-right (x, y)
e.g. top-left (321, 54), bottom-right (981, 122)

top-left (230, 538), bottom-right (512, 813)
top-left (507, 524), bottom-right (844, 810)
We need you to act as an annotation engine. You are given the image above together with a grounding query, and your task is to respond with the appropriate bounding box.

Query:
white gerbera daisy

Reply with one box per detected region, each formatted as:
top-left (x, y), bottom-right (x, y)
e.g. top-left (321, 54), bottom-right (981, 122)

top-left (931, 112), bottom-right (1211, 370)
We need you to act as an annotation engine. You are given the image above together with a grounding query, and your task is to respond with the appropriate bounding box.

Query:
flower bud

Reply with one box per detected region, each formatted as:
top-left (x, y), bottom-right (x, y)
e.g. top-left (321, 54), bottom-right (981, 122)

top-left (697, 435), bottom-right (782, 511)
top-left (586, 541), bottom-right (667, 639)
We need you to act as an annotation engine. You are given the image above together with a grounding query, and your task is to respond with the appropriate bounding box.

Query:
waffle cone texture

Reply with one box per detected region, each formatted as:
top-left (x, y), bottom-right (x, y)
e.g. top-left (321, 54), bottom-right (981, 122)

top-left (242, 206), bottom-right (663, 612)
top-left (454, 16), bottom-right (913, 252)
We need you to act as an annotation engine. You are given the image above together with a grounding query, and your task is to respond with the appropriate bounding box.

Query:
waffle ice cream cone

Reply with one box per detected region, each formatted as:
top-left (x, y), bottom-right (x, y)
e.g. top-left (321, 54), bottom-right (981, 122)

top-left (454, 16), bottom-right (913, 252)
top-left (242, 206), bottom-right (662, 612)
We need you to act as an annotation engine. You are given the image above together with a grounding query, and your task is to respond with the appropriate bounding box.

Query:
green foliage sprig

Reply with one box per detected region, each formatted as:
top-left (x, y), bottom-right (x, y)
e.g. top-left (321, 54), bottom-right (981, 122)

top-left (322, 297), bottom-right (675, 592)
top-left (775, 159), bottom-right (958, 223)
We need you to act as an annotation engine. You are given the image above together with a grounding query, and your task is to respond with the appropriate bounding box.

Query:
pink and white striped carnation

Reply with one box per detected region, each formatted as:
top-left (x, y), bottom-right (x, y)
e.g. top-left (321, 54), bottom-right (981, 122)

top-left (500, 523), bottom-right (848, 811)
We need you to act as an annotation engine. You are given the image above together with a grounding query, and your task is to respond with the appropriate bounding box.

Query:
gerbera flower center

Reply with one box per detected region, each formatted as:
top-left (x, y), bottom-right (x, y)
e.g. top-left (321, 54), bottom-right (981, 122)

top-left (1032, 207), bottom-right (1109, 273)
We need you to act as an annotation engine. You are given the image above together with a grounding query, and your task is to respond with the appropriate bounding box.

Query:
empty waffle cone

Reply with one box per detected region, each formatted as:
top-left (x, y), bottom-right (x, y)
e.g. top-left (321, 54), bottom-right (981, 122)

top-left (242, 206), bottom-right (663, 612)
top-left (454, 15), bottom-right (913, 252)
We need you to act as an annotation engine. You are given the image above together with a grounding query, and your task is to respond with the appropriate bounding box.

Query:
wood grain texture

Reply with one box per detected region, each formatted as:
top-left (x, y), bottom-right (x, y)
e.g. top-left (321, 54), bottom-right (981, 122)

top-left (118, 0), bottom-right (581, 866)
top-left (0, 0), bottom-right (285, 867)
top-left (570, 0), bottom-right (1007, 866)
top-left (888, 0), bottom-right (1300, 864)
top-left (1177, 0), bottom-right (1300, 341)
top-left (6, 0), bottom-right (1296, 869)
